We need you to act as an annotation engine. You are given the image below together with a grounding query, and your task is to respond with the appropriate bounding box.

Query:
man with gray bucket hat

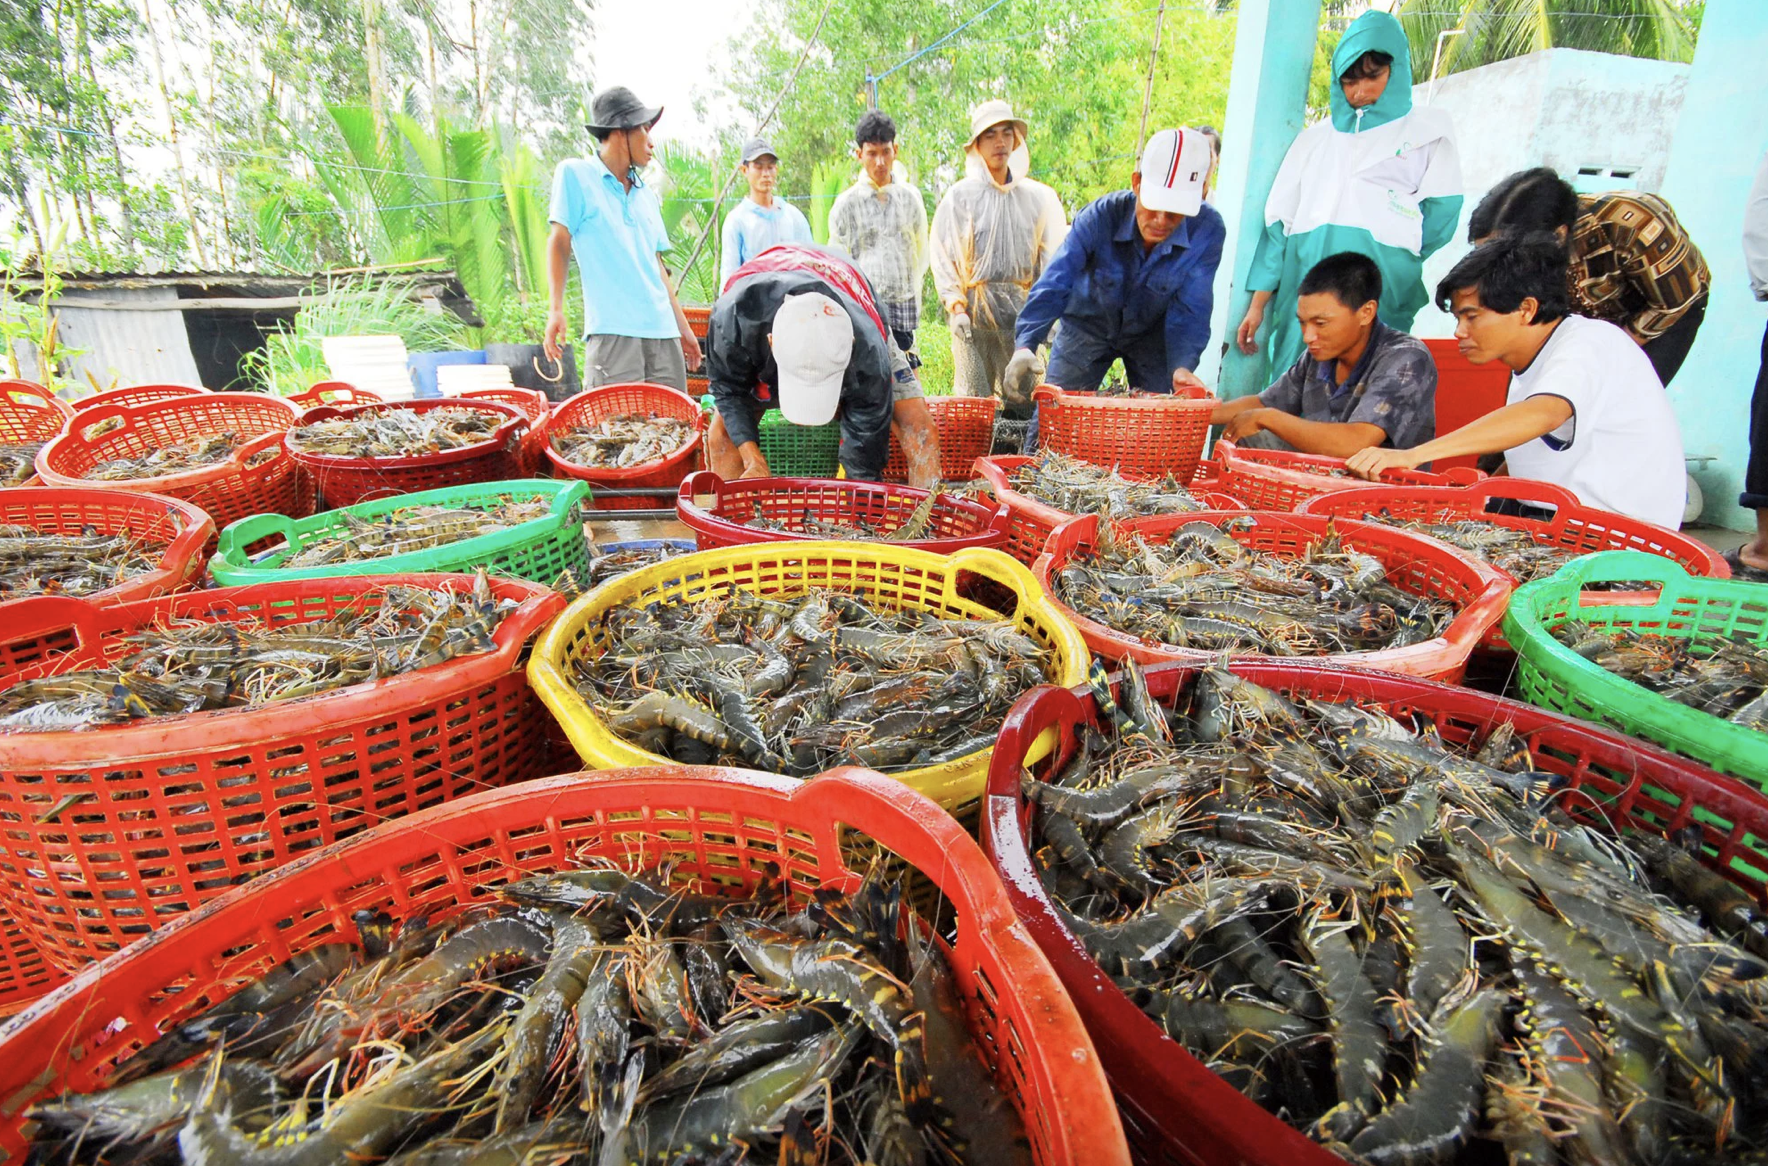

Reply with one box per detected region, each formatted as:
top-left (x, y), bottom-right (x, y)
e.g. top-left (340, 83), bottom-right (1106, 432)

top-left (544, 85), bottom-right (702, 390)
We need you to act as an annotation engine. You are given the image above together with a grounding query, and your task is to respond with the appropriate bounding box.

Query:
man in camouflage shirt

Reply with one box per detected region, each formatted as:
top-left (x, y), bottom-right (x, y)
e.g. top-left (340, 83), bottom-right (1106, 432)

top-left (1211, 252), bottom-right (1436, 457)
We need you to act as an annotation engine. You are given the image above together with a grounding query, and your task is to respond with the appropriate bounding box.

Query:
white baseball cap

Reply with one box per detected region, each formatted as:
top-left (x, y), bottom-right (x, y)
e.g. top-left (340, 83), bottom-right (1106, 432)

top-left (771, 293), bottom-right (853, 426)
top-left (1138, 128), bottom-right (1211, 216)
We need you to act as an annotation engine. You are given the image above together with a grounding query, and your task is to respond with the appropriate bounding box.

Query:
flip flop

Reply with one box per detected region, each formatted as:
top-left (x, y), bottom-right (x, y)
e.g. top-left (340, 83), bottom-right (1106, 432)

top-left (1722, 547), bottom-right (1768, 583)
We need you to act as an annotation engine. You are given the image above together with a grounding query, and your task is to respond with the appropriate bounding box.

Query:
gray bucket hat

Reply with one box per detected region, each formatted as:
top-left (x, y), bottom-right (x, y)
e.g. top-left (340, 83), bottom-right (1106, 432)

top-left (586, 86), bottom-right (663, 135)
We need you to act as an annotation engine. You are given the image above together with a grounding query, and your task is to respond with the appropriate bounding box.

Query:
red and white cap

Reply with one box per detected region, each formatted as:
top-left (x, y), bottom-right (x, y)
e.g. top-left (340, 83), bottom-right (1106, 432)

top-left (1138, 128), bottom-right (1210, 216)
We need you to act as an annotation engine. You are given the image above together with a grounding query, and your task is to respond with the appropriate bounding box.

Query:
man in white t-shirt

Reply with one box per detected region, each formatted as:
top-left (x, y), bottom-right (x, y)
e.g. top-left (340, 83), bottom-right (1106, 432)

top-left (1346, 233), bottom-right (1685, 528)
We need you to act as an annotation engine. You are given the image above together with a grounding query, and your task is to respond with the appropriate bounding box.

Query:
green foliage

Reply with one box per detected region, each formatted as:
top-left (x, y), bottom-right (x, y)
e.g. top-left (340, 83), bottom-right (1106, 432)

top-left (236, 275), bottom-right (469, 395)
top-left (0, 197), bottom-right (86, 396)
top-left (1396, 0), bottom-right (1701, 81)
top-left (655, 143), bottom-right (727, 305)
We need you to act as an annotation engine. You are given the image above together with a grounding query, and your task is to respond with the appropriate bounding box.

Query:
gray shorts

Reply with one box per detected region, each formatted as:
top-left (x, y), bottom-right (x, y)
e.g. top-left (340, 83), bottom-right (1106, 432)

top-left (582, 333), bottom-right (688, 391)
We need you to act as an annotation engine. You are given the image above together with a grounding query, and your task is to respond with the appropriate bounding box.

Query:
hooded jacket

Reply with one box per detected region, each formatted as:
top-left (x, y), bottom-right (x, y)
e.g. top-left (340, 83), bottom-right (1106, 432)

top-left (1245, 11), bottom-right (1463, 377)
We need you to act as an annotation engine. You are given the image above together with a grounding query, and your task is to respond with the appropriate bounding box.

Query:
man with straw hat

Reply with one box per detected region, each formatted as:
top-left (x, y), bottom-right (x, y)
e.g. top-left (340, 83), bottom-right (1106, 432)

top-left (543, 85), bottom-right (703, 391)
top-left (930, 100), bottom-right (1067, 416)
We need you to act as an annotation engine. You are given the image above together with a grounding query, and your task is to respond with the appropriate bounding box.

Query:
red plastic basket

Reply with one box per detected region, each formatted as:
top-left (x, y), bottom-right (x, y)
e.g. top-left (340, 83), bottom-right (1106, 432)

top-left (0, 574), bottom-right (566, 973)
top-left (71, 383), bottom-right (204, 411)
top-left (1033, 384), bottom-right (1217, 483)
top-left (543, 381), bottom-right (705, 510)
top-left (1212, 437), bottom-right (1485, 510)
top-left (980, 661), bottom-right (1768, 1166)
top-left (1296, 477), bottom-right (1731, 651)
top-left (884, 395), bottom-right (1000, 482)
top-left (458, 385), bottom-right (551, 477)
top-left (0, 380), bottom-right (70, 487)
top-left (0, 487), bottom-right (214, 613)
top-left (676, 470), bottom-right (1010, 553)
top-left (1033, 510), bottom-right (1510, 681)
top-left (0, 898), bottom-right (61, 1018)
top-left (34, 393), bottom-right (309, 530)
top-left (0, 767), bottom-right (1129, 1166)
top-left (288, 398), bottom-right (525, 508)
top-left (286, 380), bottom-right (383, 410)
top-left (976, 454), bottom-right (1246, 566)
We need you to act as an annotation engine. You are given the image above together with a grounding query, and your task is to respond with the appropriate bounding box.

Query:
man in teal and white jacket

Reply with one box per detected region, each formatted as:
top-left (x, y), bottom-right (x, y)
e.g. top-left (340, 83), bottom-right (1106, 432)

top-left (1233, 10), bottom-right (1463, 383)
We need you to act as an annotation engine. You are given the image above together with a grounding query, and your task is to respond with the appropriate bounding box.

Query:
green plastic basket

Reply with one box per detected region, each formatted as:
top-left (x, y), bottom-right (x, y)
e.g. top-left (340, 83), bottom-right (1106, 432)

top-left (1505, 550), bottom-right (1768, 784)
top-left (212, 478), bottom-right (592, 587)
top-left (757, 408), bottom-right (841, 477)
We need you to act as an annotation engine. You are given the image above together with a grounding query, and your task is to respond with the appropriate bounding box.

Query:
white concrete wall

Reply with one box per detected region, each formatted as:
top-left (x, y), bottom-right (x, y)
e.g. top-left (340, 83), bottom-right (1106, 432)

top-left (1414, 49), bottom-right (1689, 338)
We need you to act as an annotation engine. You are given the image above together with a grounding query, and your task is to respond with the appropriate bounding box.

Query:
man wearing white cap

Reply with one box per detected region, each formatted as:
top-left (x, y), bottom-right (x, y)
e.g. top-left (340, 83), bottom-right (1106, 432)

top-left (1010, 128), bottom-right (1226, 410)
top-left (930, 100), bottom-right (1067, 416)
top-left (702, 243), bottom-right (941, 486)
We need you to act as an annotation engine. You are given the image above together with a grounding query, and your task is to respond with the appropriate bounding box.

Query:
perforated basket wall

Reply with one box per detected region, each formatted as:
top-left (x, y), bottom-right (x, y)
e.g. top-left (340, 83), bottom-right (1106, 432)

top-left (71, 384), bottom-right (204, 412)
top-left (529, 542), bottom-right (1090, 815)
top-left (1212, 438), bottom-right (1484, 511)
top-left (34, 393), bottom-right (309, 529)
top-left (0, 897), bottom-right (60, 1018)
top-left (1033, 384), bottom-right (1216, 483)
top-left (544, 382), bottom-right (704, 510)
top-left (0, 768), bottom-right (1128, 1166)
top-left (980, 661), bottom-right (1768, 1166)
top-left (676, 470), bottom-right (1009, 553)
top-left (1505, 550), bottom-right (1768, 784)
top-left (458, 386), bottom-right (551, 477)
top-left (1034, 510), bottom-right (1510, 682)
top-left (0, 575), bottom-right (566, 971)
top-left (884, 395), bottom-right (999, 482)
top-left (0, 381), bottom-right (70, 488)
top-left (0, 487), bottom-right (215, 612)
top-left (757, 408), bottom-right (842, 478)
top-left (288, 398), bottom-right (525, 509)
top-left (211, 478), bottom-right (591, 587)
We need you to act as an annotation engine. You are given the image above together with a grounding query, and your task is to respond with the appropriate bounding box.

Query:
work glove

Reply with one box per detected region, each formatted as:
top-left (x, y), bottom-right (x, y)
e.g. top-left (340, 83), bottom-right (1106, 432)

top-left (949, 311), bottom-right (973, 343)
top-left (1002, 347), bottom-right (1045, 414)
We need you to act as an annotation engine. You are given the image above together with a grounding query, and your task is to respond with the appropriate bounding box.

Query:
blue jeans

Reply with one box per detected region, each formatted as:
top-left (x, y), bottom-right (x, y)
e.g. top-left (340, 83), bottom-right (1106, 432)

top-left (1025, 325), bottom-right (1171, 452)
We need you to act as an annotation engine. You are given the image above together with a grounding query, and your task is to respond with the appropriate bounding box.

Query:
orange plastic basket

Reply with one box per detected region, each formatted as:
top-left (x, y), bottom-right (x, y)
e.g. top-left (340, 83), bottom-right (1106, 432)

top-left (0, 487), bottom-right (214, 611)
top-left (676, 470), bottom-right (1010, 553)
top-left (981, 661), bottom-right (1768, 1166)
top-left (1033, 510), bottom-right (1511, 682)
top-left (1296, 477), bottom-right (1731, 651)
top-left (71, 383), bottom-right (204, 411)
top-left (286, 380), bottom-right (383, 410)
top-left (34, 393), bottom-right (309, 530)
top-left (0, 380), bottom-right (70, 487)
top-left (975, 454), bottom-right (1246, 566)
top-left (288, 398), bottom-right (525, 508)
top-left (884, 395), bottom-right (1000, 482)
top-left (1032, 384), bottom-right (1216, 483)
top-left (1212, 437), bottom-right (1485, 510)
top-left (458, 385), bottom-right (551, 477)
top-left (0, 574), bottom-right (566, 972)
top-left (543, 381), bottom-right (705, 510)
top-left (0, 767), bottom-right (1129, 1166)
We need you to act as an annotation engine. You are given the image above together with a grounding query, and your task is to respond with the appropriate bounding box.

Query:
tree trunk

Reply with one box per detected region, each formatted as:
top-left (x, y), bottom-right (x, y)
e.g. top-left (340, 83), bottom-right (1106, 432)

top-left (363, 0), bottom-right (387, 138)
top-left (140, 0), bottom-right (209, 266)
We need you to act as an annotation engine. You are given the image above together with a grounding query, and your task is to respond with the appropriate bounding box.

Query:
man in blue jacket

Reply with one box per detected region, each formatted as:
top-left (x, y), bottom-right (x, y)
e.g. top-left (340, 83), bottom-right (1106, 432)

top-left (1007, 128), bottom-right (1225, 408)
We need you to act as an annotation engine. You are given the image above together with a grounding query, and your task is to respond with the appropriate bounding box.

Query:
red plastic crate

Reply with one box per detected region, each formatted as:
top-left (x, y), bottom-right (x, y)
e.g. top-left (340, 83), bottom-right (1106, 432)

top-left (1212, 437), bottom-right (1485, 511)
top-left (1033, 510), bottom-right (1510, 681)
top-left (458, 385), bottom-right (551, 477)
top-left (0, 574), bottom-right (566, 972)
top-left (0, 767), bottom-right (1129, 1166)
top-left (980, 661), bottom-right (1768, 1166)
top-left (0, 487), bottom-right (214, 615)
top-left (0, 381), bottom-right (70, 487)
top-left (289, 398), bottom-right (525, 508)
top-left (1033, 383), bottom-right (1216, 483)
top-left (35, 393), bottom-right (309, 530)
top-left (975, 454), bottom-right (1246, 566)
top-left (544, 381), bottom-right (705, 510)
top-left (1297, 477), bottom-right (1730, 651)
top-left (677, 470), bottom-right (1010, 553)
top-left (286, 380), bottom-right (383, 410)
top-left (884, 395), bottom-right (999, 482)
top-left (71, 383), bottom-right (204, 412)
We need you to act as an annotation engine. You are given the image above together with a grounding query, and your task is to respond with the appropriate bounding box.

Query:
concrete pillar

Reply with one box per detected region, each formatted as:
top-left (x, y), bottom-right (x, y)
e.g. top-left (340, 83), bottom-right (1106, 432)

top-left (1656, 0), bottom-right (1768, 528)
top-left (1197, 0), bottom-right (1322, 397)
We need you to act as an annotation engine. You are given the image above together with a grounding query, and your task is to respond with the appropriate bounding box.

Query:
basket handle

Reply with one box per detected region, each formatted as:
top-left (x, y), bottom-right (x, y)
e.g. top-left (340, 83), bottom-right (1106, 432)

top-left (1549, 549), bottom-right (1693, 595)
top-left (679, 469), bottom-right (722, 504)
top-left (555, 479), bottom-right (592, 517)
top-left (1440, 466), bottom-right (1487, 486)
top-left (216, 511), bottom-right (296, 565)
top-left (235, 431), bottom-right (291, 482)
top-left (2, 379), bottom-right (70, 419)
top-left (74, 401), bottom-right (132, 443)
top-left (984, 684), bottom-right (1092, 803)
top-left (1465, 476), bottom-right (1582, 514)
top-left (161, 502), bottom-right (218, 579)
top-left (2, 594), bottom-right (108, 658)
top-left (943, 545), bottom-right (1044, 616)
top-left (1031, 384), bottom-right (1059, 407)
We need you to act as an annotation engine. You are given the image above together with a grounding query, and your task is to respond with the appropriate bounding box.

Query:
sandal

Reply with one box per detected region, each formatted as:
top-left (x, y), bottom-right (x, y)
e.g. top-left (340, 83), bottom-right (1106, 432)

top-left (1722, 547), bottom-right (1768, 583)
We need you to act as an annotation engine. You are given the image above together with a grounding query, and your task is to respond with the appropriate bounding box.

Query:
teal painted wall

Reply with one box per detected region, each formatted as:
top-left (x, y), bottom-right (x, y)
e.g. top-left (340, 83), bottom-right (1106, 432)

top-left (1197, 0), bottom-right (1321, 396)
top-left (1657, 0), bottom-right (1768, 528)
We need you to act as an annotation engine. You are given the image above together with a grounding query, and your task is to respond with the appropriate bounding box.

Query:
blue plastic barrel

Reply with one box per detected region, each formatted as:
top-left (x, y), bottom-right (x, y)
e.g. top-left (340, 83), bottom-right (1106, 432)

top-left (408, 350), bottom-right (486, 399)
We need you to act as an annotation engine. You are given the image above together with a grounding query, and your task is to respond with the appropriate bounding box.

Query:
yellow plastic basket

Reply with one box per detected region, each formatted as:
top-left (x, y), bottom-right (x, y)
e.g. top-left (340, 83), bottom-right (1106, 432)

top-left (530, 542), bottom-right (1089, 814)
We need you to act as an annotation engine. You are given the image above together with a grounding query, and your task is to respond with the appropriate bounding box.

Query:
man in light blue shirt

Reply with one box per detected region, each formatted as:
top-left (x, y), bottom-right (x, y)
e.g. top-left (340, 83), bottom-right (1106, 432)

top-left (544, 86), bottom-right (702, 391)
top-left (719, 137), bottom-right (814, 286)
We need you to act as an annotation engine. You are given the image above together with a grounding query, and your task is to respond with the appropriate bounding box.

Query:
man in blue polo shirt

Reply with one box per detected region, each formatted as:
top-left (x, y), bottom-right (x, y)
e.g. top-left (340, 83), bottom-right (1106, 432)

top-left (543, 86), bottom-right (702, 391)
top-left (1008, 128), bottom-right (1226, 409)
